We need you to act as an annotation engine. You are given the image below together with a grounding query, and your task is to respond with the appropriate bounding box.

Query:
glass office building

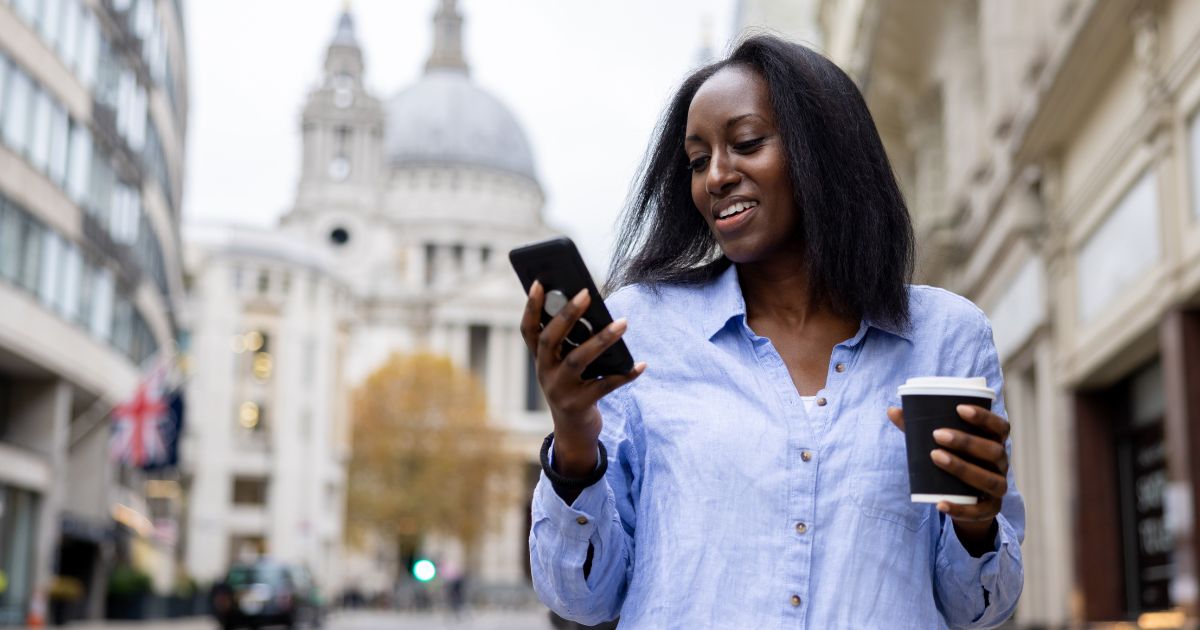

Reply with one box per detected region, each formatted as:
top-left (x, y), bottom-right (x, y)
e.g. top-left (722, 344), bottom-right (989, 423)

top-left (0, 0), bottom-right (187, 622)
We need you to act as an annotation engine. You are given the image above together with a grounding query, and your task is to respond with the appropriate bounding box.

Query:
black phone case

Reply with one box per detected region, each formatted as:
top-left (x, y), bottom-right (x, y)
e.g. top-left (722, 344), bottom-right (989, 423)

top-left (509, 237), bottom-right (635, 379)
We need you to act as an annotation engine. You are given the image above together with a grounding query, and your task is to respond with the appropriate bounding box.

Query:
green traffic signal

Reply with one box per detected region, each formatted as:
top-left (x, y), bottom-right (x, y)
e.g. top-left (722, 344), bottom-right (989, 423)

top-left (412, 559), bottom-right (436, 583)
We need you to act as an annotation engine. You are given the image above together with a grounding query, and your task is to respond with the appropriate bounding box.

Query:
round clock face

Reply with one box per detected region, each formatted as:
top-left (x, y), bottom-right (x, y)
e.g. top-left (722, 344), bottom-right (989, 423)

top-left (329, 156), bottom-right (351, 181)
top-left (329, 227), bottom-right (350, 246)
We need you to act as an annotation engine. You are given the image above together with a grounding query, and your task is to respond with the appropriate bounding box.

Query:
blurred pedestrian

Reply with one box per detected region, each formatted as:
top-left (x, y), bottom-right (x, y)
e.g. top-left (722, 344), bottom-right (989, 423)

top-left (523, 34), bottom-right (1024, 628)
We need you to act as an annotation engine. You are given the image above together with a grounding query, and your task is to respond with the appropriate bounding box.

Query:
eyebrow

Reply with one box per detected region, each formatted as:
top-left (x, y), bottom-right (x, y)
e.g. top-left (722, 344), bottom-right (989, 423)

top-left (684, 114), bottom-right (762, 144)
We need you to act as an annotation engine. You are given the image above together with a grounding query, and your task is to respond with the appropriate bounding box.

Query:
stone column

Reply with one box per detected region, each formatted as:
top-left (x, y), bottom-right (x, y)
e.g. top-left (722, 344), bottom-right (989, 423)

top-left (1160, 309), bottom-right (1200, 618)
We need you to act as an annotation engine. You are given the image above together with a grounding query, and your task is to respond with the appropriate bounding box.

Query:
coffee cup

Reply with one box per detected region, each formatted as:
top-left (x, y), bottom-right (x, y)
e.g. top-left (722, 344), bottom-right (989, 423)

top-left (897, 376), bottom-right (997, 505)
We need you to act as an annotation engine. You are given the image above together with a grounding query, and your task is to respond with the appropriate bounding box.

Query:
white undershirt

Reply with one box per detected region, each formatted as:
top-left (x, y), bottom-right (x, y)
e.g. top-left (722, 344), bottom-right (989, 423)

top-left (801, 395), bottom-right (817, 415)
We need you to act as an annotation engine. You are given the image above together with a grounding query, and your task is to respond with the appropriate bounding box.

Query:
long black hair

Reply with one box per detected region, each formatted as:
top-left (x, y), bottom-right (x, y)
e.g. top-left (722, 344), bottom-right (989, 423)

top-left (607, 34), bottom-right (915, 331)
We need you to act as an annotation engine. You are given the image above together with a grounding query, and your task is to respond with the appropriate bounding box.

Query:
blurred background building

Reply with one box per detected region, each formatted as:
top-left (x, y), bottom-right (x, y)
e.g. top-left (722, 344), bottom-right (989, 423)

top-left (820, 0), bottom-right (1200, 625)
top-left (181, 0), bottom-right (554, 602)
top-left (180, 224), bottom-right (353, 596)
top-left (0, 0), bottom-right (188, 623)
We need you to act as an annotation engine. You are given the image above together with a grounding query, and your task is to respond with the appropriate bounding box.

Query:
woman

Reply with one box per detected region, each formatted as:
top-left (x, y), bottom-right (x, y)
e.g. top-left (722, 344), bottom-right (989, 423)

top-left (522, 35), bottom-right (1023, 628)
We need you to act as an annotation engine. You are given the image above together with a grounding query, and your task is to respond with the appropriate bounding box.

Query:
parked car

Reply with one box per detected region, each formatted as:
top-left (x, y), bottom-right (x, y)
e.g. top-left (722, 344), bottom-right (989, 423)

top-left (210, 560), bottom-right (323, 629)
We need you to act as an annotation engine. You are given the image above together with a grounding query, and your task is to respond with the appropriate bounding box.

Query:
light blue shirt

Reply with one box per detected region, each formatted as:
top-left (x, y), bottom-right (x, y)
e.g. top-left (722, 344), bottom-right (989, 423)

top-left (529, 264), bottom-right (1024, 629)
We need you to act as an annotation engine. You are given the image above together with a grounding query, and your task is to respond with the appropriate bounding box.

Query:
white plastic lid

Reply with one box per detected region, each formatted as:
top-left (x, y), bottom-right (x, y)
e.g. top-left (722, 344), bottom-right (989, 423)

top-left (897, 376), bottom-right (995, 400)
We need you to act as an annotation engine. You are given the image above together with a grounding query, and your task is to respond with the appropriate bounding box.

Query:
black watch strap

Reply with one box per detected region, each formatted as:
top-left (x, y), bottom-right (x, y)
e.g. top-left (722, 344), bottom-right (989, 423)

top-left (540, 432), bottom-right (608, 491)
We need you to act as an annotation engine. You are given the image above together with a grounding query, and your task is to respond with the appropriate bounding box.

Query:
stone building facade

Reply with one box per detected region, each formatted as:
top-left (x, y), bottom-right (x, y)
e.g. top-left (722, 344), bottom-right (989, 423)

top-left (821, 0), bottom-right (1200, 625)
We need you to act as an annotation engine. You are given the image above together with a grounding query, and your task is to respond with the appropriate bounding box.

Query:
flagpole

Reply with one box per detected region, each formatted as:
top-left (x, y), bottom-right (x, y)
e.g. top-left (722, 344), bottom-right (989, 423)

top-left (68, 341), bottom-right (180, 450)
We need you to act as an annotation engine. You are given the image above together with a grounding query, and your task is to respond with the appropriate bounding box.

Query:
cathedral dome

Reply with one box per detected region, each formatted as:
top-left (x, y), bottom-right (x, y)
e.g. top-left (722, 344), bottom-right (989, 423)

top-left (384, 70), bottom-right (537, 180)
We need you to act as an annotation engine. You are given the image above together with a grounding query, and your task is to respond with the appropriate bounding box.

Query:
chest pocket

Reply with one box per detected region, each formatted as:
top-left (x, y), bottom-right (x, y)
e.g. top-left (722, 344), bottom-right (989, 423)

top-left (849, 400), bottom-right (931, 532)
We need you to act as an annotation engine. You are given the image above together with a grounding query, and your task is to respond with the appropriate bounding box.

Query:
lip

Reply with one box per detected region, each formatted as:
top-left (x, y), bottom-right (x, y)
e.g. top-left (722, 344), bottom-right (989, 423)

top-left (711, 196), bottom-right (759, 233)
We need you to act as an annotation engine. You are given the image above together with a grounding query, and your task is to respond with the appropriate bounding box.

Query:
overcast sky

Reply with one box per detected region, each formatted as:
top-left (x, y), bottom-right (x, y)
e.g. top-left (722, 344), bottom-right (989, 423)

top-left (183, 0), bottom-right (741, 276)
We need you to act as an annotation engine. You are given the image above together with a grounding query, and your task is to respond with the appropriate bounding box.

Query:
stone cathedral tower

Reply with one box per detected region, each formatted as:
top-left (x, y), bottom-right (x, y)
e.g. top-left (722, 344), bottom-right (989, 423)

top-left (280, 0), bottom-right (555, 590)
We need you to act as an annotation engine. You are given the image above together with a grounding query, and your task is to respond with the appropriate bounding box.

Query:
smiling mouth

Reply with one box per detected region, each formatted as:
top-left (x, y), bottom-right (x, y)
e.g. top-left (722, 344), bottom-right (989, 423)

top-left (716, 200), bottom-right (757, 220)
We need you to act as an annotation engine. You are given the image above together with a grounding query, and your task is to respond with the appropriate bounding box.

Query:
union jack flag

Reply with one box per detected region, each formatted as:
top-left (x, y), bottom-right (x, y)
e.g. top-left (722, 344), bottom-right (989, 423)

top-left (110, 362), bottom-right (185, 469)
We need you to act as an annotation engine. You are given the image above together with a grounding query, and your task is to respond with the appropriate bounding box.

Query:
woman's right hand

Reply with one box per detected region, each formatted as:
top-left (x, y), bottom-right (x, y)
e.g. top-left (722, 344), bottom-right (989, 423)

top-left (520, 281), bottom-right (646, 478)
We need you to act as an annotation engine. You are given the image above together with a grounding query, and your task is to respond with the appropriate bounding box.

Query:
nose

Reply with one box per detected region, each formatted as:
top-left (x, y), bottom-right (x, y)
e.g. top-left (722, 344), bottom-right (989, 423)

top-left (705, 151), bottom-right (740, 196)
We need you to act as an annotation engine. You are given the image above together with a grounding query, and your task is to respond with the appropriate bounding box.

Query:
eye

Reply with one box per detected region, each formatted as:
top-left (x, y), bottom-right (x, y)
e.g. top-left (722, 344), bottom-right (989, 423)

top-left (733, 138), bottom-right (766, 153)
top-left (687, 156), bottom-right (710, 173)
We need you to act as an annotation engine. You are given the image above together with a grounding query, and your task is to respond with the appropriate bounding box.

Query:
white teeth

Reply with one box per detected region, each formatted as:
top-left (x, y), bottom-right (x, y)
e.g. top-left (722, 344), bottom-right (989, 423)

top-left (718, 201), bottom-right (757, 219)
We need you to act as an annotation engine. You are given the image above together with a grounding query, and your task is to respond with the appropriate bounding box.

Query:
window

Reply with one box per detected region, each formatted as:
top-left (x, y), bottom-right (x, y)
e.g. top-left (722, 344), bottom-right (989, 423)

top-left (1077, 171), bottom-right (1160, 322)
top-left (14, 0), bottom-right (40, 25)
top-left (59, 0), bottom-right (80, 70)
top-left (256, 269), bottom-right (269, 294)
top-left (0, 200), bottom-right (20, 281)
top-left (59, 243), bottom-right (80, 322)
top-left (76, 13), bottom-right (100, 89)
top-left (2, 68), bottom-right (32, 155)
top-left (37, 231), bottom-right (61, 306)
top-left (40, 0), bottom-right (64, 50)
top-left (231, 477), bottom-right (268, 506)
top-left (89, 265), bottom-right (113, 339)
top-left (468, 324), bottom-right (489, 383)
top-left (30, 88), bottom-right (52, 172)
top-left (0, 56), bottom-right (9, 129)
top-left (66, 121), bottom-right (92, 203)
top-left (18, 217), bottom-right (41, 292)
top-left (47, 103), bottom-right (69, 185)
top-left (111, 295), bottom-right (134, 356)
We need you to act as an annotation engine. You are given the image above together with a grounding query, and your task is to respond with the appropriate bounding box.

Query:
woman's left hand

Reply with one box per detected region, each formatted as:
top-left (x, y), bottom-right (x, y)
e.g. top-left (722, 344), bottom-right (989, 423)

top-left (887, 404), bottom-right (1010, 555)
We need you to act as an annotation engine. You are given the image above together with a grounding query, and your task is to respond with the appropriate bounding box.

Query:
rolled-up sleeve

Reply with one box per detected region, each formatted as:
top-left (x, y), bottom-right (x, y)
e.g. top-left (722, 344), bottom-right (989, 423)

top-left (529, 387), bottom-right (642, 626)
top-left (934, 316), bottom-right (1026, 628)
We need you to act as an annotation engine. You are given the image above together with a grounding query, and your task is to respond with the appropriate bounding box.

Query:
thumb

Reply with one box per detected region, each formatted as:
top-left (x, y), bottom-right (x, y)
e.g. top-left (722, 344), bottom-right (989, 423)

top-left (886, 406), bottom-right (905, 432)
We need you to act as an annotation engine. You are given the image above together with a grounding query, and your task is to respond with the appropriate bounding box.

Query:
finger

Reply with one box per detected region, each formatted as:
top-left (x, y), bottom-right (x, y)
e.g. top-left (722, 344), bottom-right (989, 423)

top-left (886, 406), bottom-right (905, 432)
top-left (520, 281), bottom-right (545, 353)
top-left (930, 449), bottom-right (1009, 498)
top-left (559, 318), bottom-right (628, 378)
top-left (586, 362), bottom-right (647, 397)
top-left (935, 500), bottom-right (1001, 523)
top-left (932, 429), bottom-right (1008, 473)
top-left (537, 289), bottom-right (590, 369)
top-left (957, 405), bottom-right (1010, 441)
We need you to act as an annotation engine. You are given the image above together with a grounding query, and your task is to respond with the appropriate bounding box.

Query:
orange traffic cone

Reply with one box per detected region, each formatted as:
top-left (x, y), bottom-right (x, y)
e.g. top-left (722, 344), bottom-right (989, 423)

top-left (25, 590), bottom-right (46, 627)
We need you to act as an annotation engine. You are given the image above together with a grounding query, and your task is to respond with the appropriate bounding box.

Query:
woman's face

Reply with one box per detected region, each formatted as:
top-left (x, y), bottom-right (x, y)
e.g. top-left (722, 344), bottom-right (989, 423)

top-left (685, 66), bottom-right (799, 265)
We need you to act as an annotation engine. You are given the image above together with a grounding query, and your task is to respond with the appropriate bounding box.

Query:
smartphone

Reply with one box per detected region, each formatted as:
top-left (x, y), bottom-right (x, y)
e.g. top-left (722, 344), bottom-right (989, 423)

top-left (509, 237), bottom-right (635, 379)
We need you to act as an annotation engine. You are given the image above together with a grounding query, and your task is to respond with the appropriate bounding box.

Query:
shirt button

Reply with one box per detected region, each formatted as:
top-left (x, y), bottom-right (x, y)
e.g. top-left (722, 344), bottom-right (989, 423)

top-left (795, 522), bottom-right (807, 534)
top-left (816, 397), bottom-right (827, 407)
top-left (791, 594), bottom-right (802, 607)
top-left (576, 516), bottom-right (588, 525)
top-left (801, 451), bottom-right (812, 462)
top-left (835, 363), bottom-right (846, 373)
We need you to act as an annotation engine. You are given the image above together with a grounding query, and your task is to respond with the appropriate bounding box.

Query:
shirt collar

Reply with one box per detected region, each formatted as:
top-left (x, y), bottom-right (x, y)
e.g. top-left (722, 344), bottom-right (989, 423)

top-left (698, 264), bottom-right (913, 343)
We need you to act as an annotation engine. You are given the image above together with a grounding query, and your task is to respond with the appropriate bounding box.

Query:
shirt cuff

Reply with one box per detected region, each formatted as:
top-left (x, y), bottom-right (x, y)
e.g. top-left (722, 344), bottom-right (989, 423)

top-left (937, 512), bottom-right (1022, 622)
top-left (534, 466), bottom-right (611, 543)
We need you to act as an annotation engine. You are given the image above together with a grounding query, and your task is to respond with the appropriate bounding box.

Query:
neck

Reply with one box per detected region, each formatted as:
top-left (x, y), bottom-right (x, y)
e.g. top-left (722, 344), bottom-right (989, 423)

top-left (736, 255), bottom-right (854, 331)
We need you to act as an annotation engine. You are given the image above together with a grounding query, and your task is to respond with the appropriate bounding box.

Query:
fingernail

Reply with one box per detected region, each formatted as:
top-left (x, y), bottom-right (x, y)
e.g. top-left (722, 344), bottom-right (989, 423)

top-left (931, 450), bottom-right (951, 465)
top-left (529, 280), bottom-right (540, 295)
top-left (572, 289), bottom-right (588, 303)
top-left (635, 361), bottom-right (648, 373)
top-left (936, 502), bottom-right (950, 514)
top-left (932, 429), bottom-right (953, 444)
top-left (957, 404), bottom-right (976, 419)
top-left (610, 318), bottom-right (628, 332)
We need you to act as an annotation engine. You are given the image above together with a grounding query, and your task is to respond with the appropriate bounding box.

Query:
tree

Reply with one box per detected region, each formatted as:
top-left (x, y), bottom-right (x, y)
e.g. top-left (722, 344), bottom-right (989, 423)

top-left (345, 352), bottom-right (516, 569)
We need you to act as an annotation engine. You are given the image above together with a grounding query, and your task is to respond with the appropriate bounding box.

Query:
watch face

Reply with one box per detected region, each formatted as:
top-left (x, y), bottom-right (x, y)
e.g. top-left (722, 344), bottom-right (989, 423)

top-left (329, 157), bottom-right (350, 181)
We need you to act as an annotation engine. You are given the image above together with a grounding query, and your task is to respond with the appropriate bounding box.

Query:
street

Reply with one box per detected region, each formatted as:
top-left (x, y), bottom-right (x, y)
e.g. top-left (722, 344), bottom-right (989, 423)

top-left (37, 609), bottom-right (557, 630)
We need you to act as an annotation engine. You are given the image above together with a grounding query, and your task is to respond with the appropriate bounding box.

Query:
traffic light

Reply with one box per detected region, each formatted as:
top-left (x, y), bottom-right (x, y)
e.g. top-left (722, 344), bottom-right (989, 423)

top-left (412, 559), bottom-right (436, 583)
